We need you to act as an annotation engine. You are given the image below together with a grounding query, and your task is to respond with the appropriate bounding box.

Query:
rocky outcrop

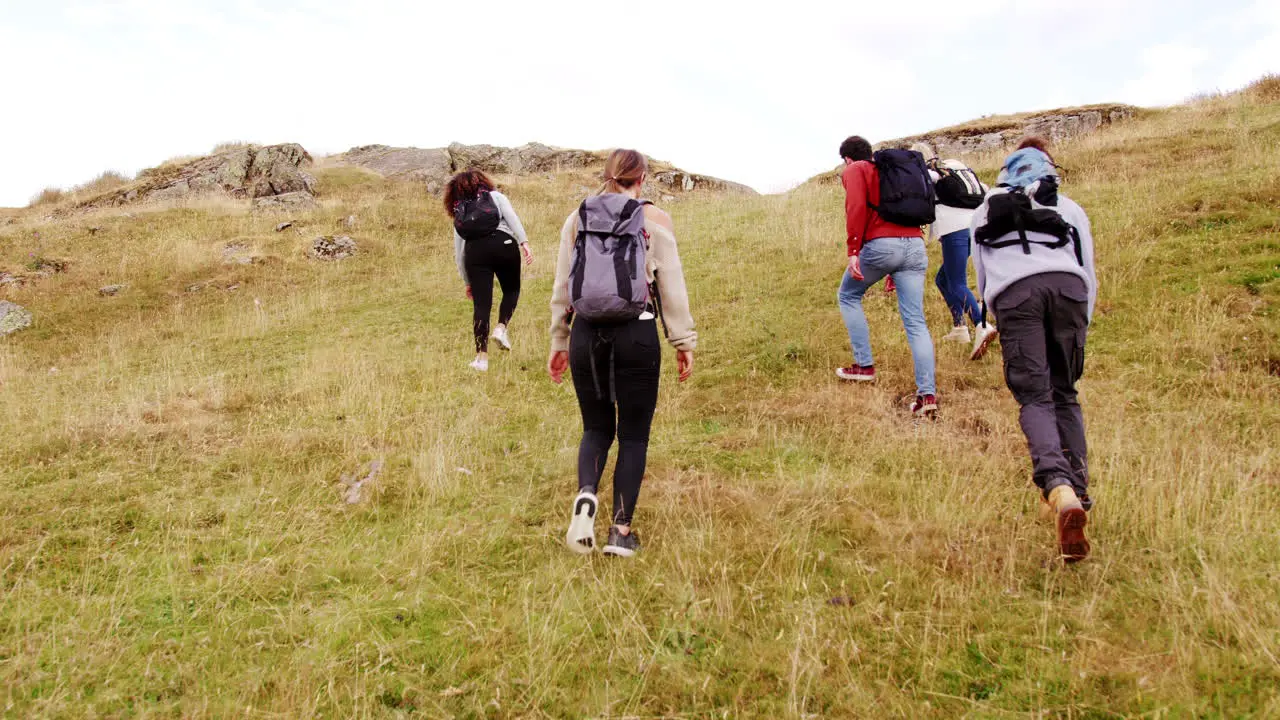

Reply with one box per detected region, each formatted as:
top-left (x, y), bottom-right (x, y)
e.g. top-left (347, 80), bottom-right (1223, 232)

top-left (885, 105), bottom-right (1137, 159)
top-left (329, 142), bottom-right (757, 196)
top-left (648, 170), bottom-right (756, 196)
top-left (0, 301), bottom-right (32, 336)
top-left (76, 143), bottom-right (316, 210)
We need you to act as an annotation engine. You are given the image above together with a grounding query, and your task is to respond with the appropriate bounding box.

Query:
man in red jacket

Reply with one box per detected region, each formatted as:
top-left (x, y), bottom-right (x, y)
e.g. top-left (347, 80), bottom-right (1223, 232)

top-left (835, 136), bottom-right (937, 417)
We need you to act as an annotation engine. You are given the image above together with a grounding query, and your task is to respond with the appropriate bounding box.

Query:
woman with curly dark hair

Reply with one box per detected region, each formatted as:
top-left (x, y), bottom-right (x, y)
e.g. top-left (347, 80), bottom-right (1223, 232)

top-left (445, 169), bottom-right (533, 372)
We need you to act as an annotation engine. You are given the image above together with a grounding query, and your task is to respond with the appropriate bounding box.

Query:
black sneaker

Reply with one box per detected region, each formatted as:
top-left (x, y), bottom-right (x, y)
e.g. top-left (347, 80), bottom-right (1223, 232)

top-left (564, 491), bottom-right (597, 555)
top-left (602, 527), bottom-right (640, 557)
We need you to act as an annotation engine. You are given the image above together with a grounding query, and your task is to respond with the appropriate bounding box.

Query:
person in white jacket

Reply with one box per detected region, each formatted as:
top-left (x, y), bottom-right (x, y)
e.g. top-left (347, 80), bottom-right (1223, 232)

top-left (969, 144), bottom-right (1098, 563)
top-left (910, 143), bottom-right (992, 349)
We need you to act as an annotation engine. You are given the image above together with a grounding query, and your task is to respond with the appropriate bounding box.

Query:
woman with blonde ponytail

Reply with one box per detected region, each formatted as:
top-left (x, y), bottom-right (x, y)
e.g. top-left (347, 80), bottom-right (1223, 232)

top-left (548, 149), bottom-right (697, 558)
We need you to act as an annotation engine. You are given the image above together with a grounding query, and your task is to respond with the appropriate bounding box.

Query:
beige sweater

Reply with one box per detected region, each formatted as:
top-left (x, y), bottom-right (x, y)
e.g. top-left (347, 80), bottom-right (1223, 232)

top-left (549, 207), bottom-right (697, 352)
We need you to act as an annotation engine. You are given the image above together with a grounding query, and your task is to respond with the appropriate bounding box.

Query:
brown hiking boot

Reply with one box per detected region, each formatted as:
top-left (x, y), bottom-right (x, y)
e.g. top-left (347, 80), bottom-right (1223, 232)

top-left (1049, 485), bottom-right (1090, 563)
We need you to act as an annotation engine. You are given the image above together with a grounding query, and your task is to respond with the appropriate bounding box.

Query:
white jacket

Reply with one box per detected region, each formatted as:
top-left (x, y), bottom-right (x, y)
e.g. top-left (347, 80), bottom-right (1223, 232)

top-left (929, 159), bottom-right (987, 239)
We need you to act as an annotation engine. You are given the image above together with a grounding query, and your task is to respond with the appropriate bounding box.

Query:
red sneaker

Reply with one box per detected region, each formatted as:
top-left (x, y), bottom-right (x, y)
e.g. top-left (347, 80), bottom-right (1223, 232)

top-left (835, 365), bottom-right (876, 382)
top-left (910, 394), bottom-right (938, 418)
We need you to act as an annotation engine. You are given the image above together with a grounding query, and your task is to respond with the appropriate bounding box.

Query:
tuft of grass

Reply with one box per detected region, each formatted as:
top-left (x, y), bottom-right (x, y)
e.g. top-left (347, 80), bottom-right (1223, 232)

top-left (27, 187), bottom-right (65, 207)
top-left (0, 79), bottom-right (1277, 718)
top-left (1245, 73), bottom-right (1280, 104)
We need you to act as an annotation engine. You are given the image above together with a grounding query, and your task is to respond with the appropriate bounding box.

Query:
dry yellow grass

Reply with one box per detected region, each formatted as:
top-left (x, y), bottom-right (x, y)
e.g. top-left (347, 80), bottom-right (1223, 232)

top-left (0, 88), bottom-right (1276, 717)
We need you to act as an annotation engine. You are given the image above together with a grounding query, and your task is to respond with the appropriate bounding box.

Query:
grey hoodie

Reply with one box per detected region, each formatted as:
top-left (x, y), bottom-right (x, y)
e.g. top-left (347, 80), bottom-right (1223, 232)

top-left (970, 192), bottom-right (1098, 320)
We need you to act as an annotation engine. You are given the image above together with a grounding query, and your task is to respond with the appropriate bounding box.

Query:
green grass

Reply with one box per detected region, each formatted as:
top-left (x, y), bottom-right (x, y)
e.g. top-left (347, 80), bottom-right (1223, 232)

top-left (0, 90), bottom-right (1277, 718)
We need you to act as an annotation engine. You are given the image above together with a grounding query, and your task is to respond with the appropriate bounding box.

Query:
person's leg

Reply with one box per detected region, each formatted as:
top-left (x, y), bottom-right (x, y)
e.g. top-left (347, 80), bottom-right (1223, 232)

top-left (610, 319), bottom-right (662, 529)
top-left (466, 260), bottom-right (495, 354)
top-left (994, 283), bottom-right (1076, 497)
top-left (494, 237), bottom-right (522, 328)
top-left (1046, 287), bottom-right (1091, 508)
top-left (569, 320), bottom-right (617, 493)
top-left (942, 230), bottom-right (982, 327)
top-left (936, 234), bottom-right (964, 326)
top-left (890, 238), bottom-right (936, 397)
top-left (837, 248), bottom-right (889, 368)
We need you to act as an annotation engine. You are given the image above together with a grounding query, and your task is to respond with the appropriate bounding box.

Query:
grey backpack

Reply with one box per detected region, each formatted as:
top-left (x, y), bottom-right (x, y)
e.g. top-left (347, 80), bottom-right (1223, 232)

top-left (569, 194), bottom-right (652, 322)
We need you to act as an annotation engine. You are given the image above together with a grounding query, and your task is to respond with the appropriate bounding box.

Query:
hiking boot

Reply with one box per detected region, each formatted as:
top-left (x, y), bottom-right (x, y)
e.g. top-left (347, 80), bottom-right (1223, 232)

top-left (468, 357), bottom-right (489, 372)
top-left (602, 526), bottom-right (640, 557)
top-left (942, 325), bottom-right (971, 343)
top-left (970, 323), bottom-right (999, 361)
top-left (910, 394), bottom-right (938, 418)
top-left (491, 326), bottom-right (511, 351)
top-left (835, 365), bottom-right (876, 382)
top-left (1048, 484), bottom-right (1090, 563)
top-left (565, 490), bottom-right (598, 554)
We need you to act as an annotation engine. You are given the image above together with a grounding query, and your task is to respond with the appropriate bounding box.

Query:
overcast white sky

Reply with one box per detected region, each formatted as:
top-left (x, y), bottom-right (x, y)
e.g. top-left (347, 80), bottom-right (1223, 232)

top-left (2, 0), bottom-right (1278, 206)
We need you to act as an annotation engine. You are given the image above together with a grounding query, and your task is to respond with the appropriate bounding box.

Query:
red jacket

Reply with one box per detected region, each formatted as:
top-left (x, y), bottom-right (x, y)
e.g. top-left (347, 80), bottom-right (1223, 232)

top-left (842, 160), bottom-right (923, 256)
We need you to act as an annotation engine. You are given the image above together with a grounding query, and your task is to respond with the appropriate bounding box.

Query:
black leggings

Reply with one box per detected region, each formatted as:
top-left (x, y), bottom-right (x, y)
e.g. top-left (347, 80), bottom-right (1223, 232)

top-left (570, 316), bottom-right (661, 526)
top-left (464, 232), bottom-right (521, 353)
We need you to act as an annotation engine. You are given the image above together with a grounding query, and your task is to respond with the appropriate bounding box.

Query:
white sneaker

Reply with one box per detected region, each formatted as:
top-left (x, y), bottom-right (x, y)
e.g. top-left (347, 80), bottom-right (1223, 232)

top-left (565, 491), bottom-right (598, 554)
top-left (942, 325), bottom-right (971, 343)
top-left (491, 326), bottom-right (511, 351)
top-left (970, 323), bottom-right (999, 361)
top-left (468, 357), bottom-right (489, 372)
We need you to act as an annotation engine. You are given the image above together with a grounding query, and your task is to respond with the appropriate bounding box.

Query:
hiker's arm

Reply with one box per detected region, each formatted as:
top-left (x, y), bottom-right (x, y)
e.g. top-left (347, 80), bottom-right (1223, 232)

top-left (651, 224), bottom-right (697, 352)
top-left (492, 191), bottom-right (529, 245)
top-left (548, 214), bottom-right (577, 352)
top-left (842, 163), bottom-right (868, 257)
top-left (970, 205), bottom-right (987, 301)
top-left (454, 230), bottom-right (467, 284)
top-left (1075, 205), bottom-right (1098, 321)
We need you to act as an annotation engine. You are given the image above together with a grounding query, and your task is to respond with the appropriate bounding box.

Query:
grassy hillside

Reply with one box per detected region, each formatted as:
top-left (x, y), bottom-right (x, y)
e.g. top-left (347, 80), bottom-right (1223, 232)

top-left (0, 83), bottom-right (1277, 717)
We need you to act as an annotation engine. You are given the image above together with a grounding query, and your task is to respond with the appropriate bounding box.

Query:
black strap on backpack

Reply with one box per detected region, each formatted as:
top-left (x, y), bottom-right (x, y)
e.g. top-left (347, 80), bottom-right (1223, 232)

top-left (974, 191), bottom-right (1084, 266)
top-left (571, 197), bottom-right (649, 307)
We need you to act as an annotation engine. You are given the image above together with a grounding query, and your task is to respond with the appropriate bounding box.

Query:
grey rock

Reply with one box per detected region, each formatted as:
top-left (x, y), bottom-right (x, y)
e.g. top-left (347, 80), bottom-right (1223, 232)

top-left (222, 242), bottom-right (256, 266)
top-left (885, 105), bottom-right (1139, 161)
top-left (0, 301), bottom-right (32, 336)
top-left (98, 284), bottom-right (126, 296)
top-left (77, 143), bottom-right (316, 211)
top-left (310, 235), bottom-right (357, 261)
top-left (252, 191), bottom-right (317, 210)
top-left (275, 221), bottom-right (294, 232)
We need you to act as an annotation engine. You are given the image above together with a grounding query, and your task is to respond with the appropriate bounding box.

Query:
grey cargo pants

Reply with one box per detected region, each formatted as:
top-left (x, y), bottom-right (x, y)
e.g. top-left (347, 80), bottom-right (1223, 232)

top-left (993, 272), bottom-right (1092, 508)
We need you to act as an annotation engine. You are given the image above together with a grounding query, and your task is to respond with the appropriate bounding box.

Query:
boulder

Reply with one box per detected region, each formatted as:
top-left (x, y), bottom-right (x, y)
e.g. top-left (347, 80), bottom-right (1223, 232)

top-left (0, 301), bottom-right (32, 336)
top-left (98, 284), bottom-right (126, 296)
top-left (310, 235), bottom-right (357, 261)
top-left (332, 145), bottom-right (452, 185)
top-left (77, 143), bottom-right (316, 211)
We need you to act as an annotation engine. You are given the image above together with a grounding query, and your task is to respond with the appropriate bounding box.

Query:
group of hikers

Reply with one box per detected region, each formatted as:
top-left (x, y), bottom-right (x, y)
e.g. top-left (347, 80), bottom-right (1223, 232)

top-left (444, 137), bottom-right (1097, 563)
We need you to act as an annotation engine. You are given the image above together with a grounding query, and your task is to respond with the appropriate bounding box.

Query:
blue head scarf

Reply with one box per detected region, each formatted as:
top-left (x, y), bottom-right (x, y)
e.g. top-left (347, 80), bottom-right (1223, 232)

top-left (997, 148), bottom-right (1058, 189)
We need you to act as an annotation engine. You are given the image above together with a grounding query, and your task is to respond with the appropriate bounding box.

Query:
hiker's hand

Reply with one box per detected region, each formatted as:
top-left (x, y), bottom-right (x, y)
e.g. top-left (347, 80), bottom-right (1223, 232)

top-left (677, 350), bottom-right (694, 382)
top-left (465, 285), bottom-right (472, 300)
top-left (521, 244), bottom-right (534, 266)
top-left (547, 350), bottom-right (569, 384)
top-left (848, 255), bottom-right (864, 281)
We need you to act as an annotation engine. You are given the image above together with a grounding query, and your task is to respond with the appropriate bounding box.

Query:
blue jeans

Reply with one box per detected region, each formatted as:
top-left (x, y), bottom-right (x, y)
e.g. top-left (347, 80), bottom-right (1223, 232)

top-left (838, 237), bottom-right (936, 396)
top-left (934, 229), bottom-right (981, 326)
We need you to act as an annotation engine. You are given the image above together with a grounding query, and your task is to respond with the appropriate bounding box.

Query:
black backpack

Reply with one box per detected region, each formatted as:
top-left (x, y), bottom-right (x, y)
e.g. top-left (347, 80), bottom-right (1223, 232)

top-left (973, 185), bottom-right (1083, 266)
top-left (931, 161), bottom-right (985, 210)
top-left (868, 149), bottom-right (936, 226)
top-left (454, 191), bottom-right (502, 241)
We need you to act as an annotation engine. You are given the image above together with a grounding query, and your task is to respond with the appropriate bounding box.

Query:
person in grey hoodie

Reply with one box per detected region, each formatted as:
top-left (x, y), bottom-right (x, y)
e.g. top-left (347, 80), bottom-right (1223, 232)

top-left (970, 144), bottom-right (1097, 563)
